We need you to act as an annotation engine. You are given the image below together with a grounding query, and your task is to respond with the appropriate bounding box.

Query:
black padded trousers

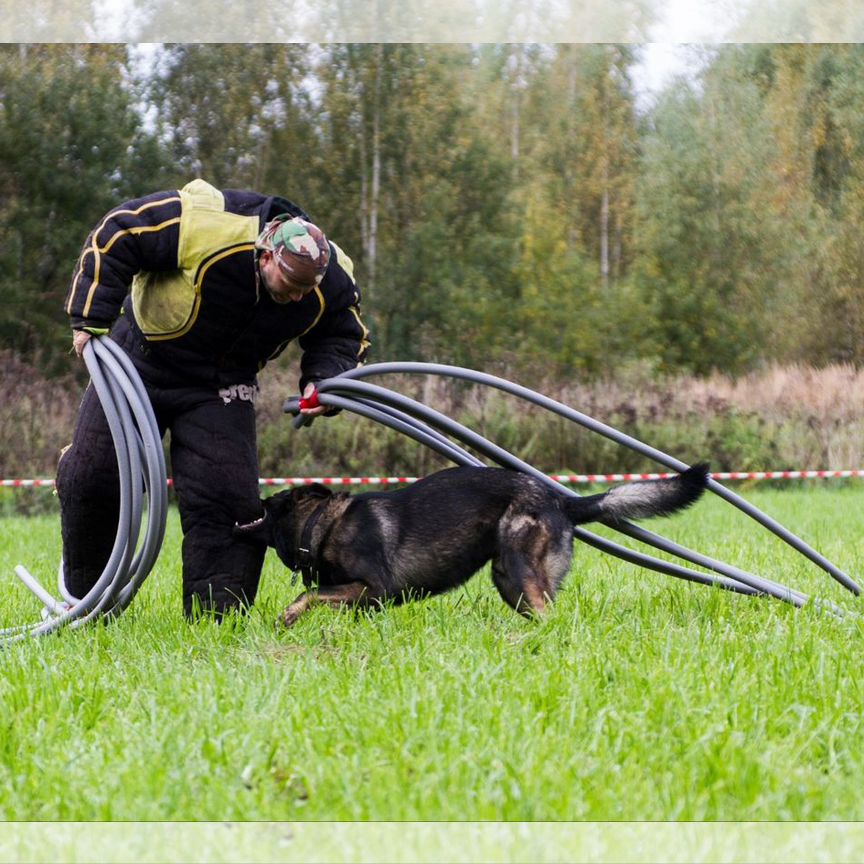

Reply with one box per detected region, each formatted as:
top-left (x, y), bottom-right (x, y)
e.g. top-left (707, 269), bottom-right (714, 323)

top-left (56, 349), bottom-right (266, 618)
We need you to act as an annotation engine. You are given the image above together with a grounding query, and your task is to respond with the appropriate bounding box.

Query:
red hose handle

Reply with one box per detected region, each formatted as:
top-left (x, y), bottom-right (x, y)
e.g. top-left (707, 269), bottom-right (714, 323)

top-left (298, 388), bottom-right (321, 411)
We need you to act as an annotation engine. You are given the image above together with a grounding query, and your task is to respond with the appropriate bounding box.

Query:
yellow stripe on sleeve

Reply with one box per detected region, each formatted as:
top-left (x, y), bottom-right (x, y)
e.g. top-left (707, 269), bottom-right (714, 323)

top-left (66, 195), bottom-right (182, 318)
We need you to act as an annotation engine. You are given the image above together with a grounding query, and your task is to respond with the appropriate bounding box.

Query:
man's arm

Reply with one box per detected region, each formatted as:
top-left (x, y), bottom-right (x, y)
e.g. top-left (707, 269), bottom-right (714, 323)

top-left (299, 303), bottom-right (370, 387)
top-left (65, 190), bottom-right (183, 339)
top-left (298, 241), bottom-right (371, 395)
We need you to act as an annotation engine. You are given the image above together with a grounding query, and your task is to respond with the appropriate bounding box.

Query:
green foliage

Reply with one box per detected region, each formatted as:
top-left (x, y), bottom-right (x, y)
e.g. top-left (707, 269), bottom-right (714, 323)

top-left (150, 44), bottom-right (317, 191)
top-left (625, 44), bottom-right (864, 372)
top-left (323, 45), bottom-right (515, 367)
top-left (634, 74), bottom-right (767, 373)
top-left (10, 43), bottom-right (864, 379)
top-left (0, 45), bottom-right (169, 371)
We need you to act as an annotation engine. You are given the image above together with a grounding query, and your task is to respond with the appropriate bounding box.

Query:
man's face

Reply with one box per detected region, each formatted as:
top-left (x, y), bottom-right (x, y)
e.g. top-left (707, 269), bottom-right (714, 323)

top-left (259, 251), bottom-right (316, 304)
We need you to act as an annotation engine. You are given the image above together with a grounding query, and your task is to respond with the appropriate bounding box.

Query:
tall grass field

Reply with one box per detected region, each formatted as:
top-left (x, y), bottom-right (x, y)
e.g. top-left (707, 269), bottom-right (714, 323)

top-left (1, 483), bottom-right (863, 823)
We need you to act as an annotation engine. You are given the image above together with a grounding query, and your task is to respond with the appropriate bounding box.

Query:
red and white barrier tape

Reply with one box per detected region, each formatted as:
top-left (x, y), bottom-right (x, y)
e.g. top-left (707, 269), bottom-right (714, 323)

top-left (4, 469), bottom-right (864, 490)
top-left (552, 469), bottom-right (864, 483)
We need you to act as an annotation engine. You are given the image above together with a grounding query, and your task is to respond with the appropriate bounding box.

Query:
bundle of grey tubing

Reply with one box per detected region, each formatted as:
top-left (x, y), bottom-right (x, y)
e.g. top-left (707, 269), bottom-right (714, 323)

top-left (285, 362), bottom-right (860, 616)
top-left (3, 335), bottom-right (167, 643)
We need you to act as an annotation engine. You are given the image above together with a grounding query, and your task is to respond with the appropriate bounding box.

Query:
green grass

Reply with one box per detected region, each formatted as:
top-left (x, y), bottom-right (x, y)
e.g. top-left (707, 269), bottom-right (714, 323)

top-left (1, 484), bottom-right (864, 821)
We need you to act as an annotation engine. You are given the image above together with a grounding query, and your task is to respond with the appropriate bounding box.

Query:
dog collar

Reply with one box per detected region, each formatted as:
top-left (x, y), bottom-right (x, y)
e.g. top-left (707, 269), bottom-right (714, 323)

top-left (296, 499), bottom-right (329, 582)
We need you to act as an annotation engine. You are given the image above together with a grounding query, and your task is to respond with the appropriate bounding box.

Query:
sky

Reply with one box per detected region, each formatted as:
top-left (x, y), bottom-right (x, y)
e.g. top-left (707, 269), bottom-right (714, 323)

top-left (115, 0), bottom-right (730, 107)
top-left (8, 0), bottom-right (841, 104)
top-left (630, 0), bottom-right (741, 105)
top-left (8, 0), bottom-right (864, 42)
top-left (6, 0), bottom-right (754, 45)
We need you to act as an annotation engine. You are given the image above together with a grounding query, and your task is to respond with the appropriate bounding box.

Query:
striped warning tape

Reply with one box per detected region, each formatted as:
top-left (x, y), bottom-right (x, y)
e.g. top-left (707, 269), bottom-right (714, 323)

top-left (3, 470), bottom-right (864, 489)
top-left (551, 469), bottom-right (864, 483)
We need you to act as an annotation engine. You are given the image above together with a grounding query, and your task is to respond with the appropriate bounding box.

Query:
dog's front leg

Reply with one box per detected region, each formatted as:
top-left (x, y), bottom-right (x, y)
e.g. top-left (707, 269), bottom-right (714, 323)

top-left (281, 581), bottom-right (370, 627)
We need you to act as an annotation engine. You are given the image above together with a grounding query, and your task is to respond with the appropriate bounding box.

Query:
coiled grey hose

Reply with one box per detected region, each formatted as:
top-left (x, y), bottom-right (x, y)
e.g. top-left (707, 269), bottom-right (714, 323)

top-left (286, 362), bottom-right (859, 612)
top-left (3, 336), bottom-right (167, 643)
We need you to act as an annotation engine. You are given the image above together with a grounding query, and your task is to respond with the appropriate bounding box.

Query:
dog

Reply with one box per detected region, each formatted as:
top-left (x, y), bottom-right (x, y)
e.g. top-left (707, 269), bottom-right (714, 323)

top-left (236, 464), bottom-right (709, 626)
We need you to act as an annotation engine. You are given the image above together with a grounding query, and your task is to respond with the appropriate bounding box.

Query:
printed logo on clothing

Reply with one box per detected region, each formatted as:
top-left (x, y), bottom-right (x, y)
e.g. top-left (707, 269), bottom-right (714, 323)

top-left (218, 383), bottom-right (259, 405)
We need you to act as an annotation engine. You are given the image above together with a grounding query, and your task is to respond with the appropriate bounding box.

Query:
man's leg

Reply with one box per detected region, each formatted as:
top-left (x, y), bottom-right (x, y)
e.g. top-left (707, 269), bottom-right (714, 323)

top-left (57, 317), bottom-right (164, 602)
top-left (169, 391), bottom-right (266, 617)
top-left (56, 384), bottom-right (121, 600)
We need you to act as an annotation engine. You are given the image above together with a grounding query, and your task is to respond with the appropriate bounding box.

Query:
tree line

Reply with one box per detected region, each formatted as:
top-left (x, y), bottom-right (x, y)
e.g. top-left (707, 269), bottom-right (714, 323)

top-left (2, 43), bottom-right (863, 379)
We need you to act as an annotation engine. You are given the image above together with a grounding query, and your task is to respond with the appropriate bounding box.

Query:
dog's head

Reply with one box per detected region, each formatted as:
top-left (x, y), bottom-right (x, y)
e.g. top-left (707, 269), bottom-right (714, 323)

top-left (235, 483), bottom-right (333, 569)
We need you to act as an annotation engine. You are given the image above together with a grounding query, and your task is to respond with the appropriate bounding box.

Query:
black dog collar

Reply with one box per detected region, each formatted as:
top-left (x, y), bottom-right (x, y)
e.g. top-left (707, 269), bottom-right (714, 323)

top-left (295, 499), bottom-right (330, 582)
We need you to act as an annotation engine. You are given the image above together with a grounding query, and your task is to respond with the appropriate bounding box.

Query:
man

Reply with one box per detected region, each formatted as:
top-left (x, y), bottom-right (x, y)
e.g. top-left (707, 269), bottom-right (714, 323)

top-left (58, 178), bottom-right (370, 617)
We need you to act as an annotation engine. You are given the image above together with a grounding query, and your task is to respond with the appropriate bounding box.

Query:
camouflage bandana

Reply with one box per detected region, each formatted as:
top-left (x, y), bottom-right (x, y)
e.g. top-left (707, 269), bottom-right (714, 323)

top-left (255, 214), bottom-right (330, 289)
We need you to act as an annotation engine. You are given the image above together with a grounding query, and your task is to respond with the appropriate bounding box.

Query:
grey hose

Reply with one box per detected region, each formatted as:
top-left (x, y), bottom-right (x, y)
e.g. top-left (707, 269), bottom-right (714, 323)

top-left (286, 362), bottom-right (857, 610)
top-left (340, 362), bottom-right (860, 596)
top-left (3, 336), bottom-right (167, 643)
top-left (96, 336), bottom-right (167, 613)
top-left (319, 393), bottom-right (484, 468)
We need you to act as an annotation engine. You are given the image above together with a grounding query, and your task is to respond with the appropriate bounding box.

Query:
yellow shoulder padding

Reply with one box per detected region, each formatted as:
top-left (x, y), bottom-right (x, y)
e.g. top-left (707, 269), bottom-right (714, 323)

top-left (177, 180), bottom-right (259, 272)
top-left (133, 180), bottom-right (259, 339)
top-left (329, 240), bottom-right (356, 283)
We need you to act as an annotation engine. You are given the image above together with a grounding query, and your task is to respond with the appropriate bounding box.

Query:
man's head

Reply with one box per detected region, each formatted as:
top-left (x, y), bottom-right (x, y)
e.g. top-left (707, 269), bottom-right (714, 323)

top-left (255, 215), bottom-right (330, 304)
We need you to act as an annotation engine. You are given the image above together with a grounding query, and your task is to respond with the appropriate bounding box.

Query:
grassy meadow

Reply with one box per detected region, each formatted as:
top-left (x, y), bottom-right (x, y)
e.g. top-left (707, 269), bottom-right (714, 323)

top-left (1, 483), bottom-right (864, 822)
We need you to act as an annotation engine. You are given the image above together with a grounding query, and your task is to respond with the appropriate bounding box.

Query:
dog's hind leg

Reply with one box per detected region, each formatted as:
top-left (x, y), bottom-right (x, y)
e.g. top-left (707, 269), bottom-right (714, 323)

top-left (281, 581), bottom-right (372, 627)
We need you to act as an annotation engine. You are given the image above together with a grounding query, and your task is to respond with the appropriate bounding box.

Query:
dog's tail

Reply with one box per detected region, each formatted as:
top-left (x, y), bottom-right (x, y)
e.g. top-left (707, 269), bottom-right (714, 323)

top-left (563, 463), bottom-right (710, 525)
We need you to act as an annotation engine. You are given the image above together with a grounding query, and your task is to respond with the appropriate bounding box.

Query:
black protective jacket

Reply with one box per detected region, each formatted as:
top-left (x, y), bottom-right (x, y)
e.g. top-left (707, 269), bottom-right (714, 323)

top-left (65, 179), bottom-right (370, 388)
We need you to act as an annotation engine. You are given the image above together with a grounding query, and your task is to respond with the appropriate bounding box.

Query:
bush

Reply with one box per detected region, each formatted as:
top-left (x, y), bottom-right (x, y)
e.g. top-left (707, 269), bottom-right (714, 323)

top-left (0, 350), bottom-right (81, 481)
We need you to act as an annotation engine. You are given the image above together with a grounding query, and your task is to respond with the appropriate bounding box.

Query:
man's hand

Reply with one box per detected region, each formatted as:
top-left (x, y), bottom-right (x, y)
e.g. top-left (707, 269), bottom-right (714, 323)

top-left (299, 382), bottom-right (328, 417)
top-left (72, 330), bottom-right (92, 357)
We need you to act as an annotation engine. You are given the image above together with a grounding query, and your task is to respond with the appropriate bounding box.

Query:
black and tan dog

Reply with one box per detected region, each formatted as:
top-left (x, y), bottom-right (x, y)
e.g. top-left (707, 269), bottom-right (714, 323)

top-left (237, 464), bottom-right (709, 626)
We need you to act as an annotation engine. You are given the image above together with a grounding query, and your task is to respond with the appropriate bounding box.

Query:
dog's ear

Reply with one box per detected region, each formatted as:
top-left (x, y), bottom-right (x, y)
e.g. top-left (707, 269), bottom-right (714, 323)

top-left (294, 482), bottom-right (334, 501)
